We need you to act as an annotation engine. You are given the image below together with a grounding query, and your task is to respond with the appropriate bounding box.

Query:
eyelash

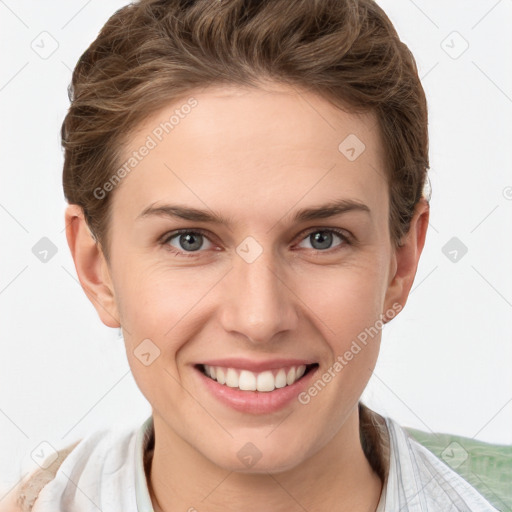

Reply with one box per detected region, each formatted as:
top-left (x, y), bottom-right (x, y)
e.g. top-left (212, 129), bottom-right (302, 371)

top-left (160, 227), bottom-right (353, 258)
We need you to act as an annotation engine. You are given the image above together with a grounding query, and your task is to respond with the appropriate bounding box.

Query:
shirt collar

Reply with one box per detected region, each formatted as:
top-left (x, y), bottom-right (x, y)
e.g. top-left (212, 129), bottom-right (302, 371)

top-left (134, 415), bottom-right (156, 512)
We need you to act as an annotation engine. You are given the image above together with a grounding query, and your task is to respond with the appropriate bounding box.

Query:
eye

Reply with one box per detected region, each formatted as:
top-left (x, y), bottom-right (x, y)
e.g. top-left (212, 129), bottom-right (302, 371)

top-left (161, 229), bottom-right (214, 257)
top-left (160, 227), bottom-right (351, 258)
top-left (296, 228), bottom-right (350, 252)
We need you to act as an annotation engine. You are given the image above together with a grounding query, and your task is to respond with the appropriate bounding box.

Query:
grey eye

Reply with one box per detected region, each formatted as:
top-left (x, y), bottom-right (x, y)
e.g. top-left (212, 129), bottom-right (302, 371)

top-left (167, 232), bottom-right (213, 252)
top-left (298, 230), bottom-right (344, 251)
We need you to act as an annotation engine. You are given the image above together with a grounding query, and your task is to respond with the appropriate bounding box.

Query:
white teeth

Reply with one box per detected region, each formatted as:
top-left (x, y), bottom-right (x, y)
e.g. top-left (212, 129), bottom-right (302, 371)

top-left (201, 363), bottom-right (310, 392)
top-left (216, 367), bottom-right (226, 384)
top-left (275, 369), bottom-right (287, 388)
top-left (256, 371), bottom-right (275, 392)
top-left (239, 370), bottom-right (256, 391)
top-left (225, 368), bottom-right (239, 388)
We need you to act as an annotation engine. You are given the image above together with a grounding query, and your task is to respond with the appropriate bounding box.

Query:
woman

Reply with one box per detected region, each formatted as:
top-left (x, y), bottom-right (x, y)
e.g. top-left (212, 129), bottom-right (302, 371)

top-left (6, 0), bottom-right (498, 510)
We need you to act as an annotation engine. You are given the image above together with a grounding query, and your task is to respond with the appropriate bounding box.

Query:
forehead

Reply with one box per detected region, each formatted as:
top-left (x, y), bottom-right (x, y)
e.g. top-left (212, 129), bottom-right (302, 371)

top-left (112, 83), bottom-right (387, 224)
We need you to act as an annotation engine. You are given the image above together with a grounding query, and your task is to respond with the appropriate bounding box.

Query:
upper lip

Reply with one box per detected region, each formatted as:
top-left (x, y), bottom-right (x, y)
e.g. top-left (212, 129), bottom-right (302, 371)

top-left (196, 358), bottom-right (318, 372)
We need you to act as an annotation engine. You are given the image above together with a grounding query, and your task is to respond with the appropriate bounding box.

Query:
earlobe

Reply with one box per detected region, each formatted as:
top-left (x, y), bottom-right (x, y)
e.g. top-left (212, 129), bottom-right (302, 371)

top-left (383, 198), bottom-right (430, 318)
top-left (64, 204), bottom-right (121, 328)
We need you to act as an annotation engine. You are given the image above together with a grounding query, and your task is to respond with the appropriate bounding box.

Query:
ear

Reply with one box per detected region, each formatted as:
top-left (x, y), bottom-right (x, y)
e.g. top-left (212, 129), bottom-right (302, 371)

top-left (383, 198), bottom-right (430, 318)
top-left (64, 204), bottom-right (120, 328)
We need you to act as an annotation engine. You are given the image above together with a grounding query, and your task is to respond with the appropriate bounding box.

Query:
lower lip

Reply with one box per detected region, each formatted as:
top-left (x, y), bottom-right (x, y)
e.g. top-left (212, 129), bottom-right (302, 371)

top-left (194, 365), bottom-right (319, 414)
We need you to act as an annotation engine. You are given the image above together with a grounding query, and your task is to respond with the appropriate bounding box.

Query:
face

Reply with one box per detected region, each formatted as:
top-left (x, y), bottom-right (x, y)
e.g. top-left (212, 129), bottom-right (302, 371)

top-left (93, 83), bottom-right (401, 473)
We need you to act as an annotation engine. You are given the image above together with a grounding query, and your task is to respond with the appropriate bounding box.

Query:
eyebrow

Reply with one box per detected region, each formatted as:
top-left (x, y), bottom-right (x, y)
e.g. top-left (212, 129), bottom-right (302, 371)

top-left (137, 198), bottom-right (370, 226)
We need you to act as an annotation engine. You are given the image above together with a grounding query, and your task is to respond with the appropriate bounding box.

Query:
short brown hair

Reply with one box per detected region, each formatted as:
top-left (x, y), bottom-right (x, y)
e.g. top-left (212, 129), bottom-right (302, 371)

top-left (61, 0), bottom-right (429, 261)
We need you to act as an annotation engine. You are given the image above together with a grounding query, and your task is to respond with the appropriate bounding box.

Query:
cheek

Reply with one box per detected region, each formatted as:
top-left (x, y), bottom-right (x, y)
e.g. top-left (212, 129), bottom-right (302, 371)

top-left (113, 264), bottom-right (197, 408)
top-left (300, 259), bottom-right (389, 346)
top-left (113, 260), bottom-right (219, 351)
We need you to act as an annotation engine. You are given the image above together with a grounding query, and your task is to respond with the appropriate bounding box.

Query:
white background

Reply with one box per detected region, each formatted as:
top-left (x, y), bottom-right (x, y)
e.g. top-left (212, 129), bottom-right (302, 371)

top-left (1, 0), bottom-right (511, 493)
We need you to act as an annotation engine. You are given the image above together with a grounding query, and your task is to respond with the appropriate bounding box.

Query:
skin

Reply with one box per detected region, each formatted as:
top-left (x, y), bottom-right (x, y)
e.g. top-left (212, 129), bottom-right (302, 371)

top-left (64, 83), bottom-right (429, 512)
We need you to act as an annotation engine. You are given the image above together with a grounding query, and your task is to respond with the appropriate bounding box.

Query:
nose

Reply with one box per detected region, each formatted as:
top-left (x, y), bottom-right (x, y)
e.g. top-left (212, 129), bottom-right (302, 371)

top-left (219, 247), bottom-right (298, 345)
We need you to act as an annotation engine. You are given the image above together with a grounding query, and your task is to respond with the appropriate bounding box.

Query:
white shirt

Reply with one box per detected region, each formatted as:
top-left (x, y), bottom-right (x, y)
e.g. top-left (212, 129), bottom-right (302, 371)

top-left (31, 415), bottom-right (498, 512)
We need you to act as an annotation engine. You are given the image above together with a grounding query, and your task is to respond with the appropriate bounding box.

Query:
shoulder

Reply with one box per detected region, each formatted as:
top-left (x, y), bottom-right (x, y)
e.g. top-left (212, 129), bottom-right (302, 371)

top-left (1, 440), bottom-right (79, 512)
top-left (384, 417), bottom-right (500, 511)
top-left (4, 424), bottom-right (139, 512)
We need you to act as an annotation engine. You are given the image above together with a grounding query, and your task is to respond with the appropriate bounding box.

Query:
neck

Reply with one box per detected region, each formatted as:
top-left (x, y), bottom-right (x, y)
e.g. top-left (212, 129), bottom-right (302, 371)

top-left (147, 407), bottom-right (385, 512)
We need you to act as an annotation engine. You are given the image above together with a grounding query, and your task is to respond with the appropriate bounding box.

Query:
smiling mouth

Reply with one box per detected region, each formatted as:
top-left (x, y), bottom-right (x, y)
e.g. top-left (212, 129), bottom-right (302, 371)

top-left (196, 363), bottom-right (319, 392)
